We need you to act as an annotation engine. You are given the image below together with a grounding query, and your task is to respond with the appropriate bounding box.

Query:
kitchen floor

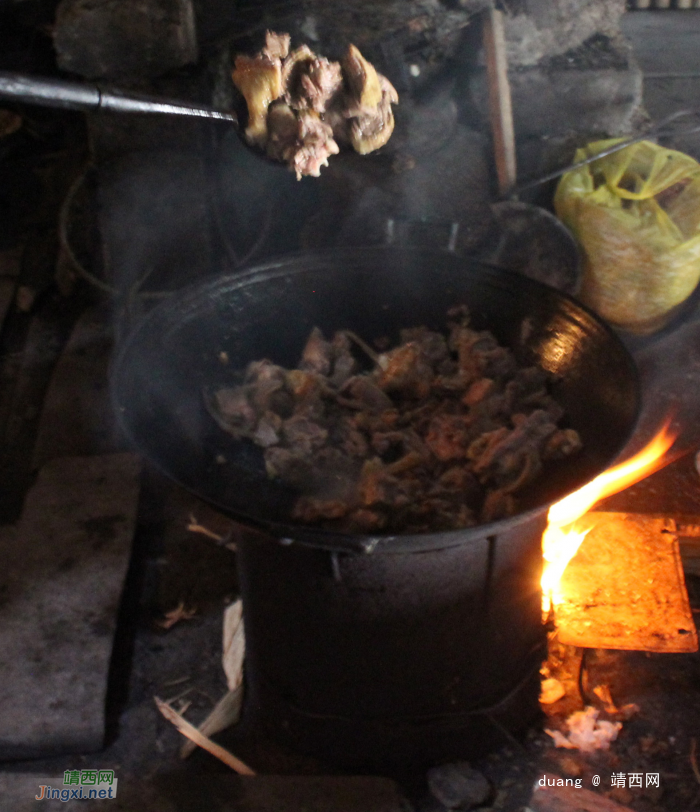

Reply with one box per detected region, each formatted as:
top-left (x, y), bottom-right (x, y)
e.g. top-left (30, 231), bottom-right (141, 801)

top-left (2, 9), bottom-right (700, 812)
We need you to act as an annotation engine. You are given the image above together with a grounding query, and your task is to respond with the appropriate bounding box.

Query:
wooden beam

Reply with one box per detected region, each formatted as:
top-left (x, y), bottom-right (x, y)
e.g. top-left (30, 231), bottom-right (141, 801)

top-left (482, 7), bottom-right (517, 196)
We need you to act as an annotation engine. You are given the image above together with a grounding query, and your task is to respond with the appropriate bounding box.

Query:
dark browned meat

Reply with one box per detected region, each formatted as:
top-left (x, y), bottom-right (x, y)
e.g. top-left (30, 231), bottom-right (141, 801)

top-left (209, 309), bottom-right (583, 533)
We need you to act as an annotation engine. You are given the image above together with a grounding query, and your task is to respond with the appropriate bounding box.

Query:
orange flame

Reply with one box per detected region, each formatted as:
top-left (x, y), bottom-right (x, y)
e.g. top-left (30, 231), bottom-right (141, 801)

top-left (541, 422), bottom-right (677, 615)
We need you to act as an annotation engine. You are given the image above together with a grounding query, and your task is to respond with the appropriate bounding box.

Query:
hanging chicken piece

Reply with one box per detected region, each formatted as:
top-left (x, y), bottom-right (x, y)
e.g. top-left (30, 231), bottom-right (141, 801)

top-left (231, 54), bottom-right (282, 145)
top-left (231, 31), bottom-right (398, 178)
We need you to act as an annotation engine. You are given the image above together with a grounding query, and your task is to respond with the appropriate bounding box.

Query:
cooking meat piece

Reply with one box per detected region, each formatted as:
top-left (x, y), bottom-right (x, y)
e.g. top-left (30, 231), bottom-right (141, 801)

top-left (371, 429), bottom-right (429, 463)
top-left (234, 35), bottom-right (398, 176)
top-left (425, 414), bottom-right (472, 461)
top-left (243, 360), bottom-right (289, 414)
top-left (358, 458), bottom-right (414, 509)
top-left (299, 326), bottom-right (333, 376)
top-left (281, 45), bottom-right (315, 92)
top-left (347, 74), bottom-right (398, 155)
top-left (209, 386), bottom-right (257, 438)
top-left (342, 44), bottom-right (382, 110)
top-left (339, 376), bottom-right (394, 412)
top-left (289, 57), bottom-right (343, 113)
top-left (264, 446), bottom-right (313, 487)
top-left (329, 331), bottom-right (357, 387)
top-left (481, 489), bottom-right (518, 522)
top-left (282, 414), bottom-right (329, 455)
top-left (331, 417), bottom-right (369, 458)
top-left (252, 412), bottom-right (282, 447)
top-left (244, 358), bottom-right (286, 386)
top-left (543, 428), bottom-right (583, 461)
top-left (263, 30), bottom-right (290, 61)
top-left (292, 496), bottom-right (349, 522)
top-left (467, 409), bottom-right (558, 489)
top-left (433, 369), bottom-right (474, 394)
top-left (462, 378), bottom-right (496, 407)
top-left (265, 102), bottom-right (299, 163)
top-left (289, 111), bottom-right (340, 180)
top-left (211, 311), bottom-right (583, 534)
top-left (375, 341), bottom-right (434, 399)
top-left (400, 327), bottom-right (450, 367)
top-left (231, 54), bottom-right (282, 144)
top-left (345, 508), bottom-right (387, 532)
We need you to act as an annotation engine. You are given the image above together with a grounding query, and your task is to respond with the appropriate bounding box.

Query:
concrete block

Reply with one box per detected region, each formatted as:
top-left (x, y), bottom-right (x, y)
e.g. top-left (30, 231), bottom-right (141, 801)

top-left (471, 36), bottom-right (643, 139)
top-left (54, 0), bottom-right (198, 81)
top-left (0, 453), bottom-right (141, 759)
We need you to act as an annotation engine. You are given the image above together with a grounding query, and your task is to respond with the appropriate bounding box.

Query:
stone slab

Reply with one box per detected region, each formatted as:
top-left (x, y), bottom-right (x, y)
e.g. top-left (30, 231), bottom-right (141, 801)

top-left (0, 453), bottom-right (141, 760)
top-left (32, 307), bottom-right (122, 469)
top-left (54, 0), bottom-right (197, 81)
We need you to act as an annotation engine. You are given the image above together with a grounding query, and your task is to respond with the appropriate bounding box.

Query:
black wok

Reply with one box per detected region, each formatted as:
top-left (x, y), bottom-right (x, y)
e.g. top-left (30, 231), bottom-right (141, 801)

top-left (111, 247), bottom-right (641, 554)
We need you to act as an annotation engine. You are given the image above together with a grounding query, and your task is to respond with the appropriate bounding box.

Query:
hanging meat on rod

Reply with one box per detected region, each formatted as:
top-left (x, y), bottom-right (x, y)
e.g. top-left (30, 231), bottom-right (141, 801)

top-left (207, 307), bottom-right (583, 534)
top-left (231, 31), bottom-right (399, 179)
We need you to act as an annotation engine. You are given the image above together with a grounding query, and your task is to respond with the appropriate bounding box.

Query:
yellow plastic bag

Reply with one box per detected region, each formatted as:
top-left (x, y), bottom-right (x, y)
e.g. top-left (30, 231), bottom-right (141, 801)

top-left (554, 139), bottom-right (700, 333)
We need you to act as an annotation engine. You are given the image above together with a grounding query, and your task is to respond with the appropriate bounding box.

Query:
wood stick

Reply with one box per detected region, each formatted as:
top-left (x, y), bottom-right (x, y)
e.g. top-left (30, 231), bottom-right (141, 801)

top-left (154, 696), bottom-right (256, 775)
top-left (482, 6), bottom-right (517, 196)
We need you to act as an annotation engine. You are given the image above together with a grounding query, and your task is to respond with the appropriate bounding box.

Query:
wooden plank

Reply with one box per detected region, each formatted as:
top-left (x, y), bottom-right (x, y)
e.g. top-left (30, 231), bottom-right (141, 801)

top-left (482, 7), bottom-right (516, 196)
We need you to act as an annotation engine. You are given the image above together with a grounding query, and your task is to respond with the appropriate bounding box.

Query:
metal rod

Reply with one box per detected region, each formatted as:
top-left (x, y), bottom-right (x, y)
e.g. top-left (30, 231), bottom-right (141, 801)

top-left (0, 71), bottom-right (238, 124)
top-left (508, 108), bottom-right (700, 198)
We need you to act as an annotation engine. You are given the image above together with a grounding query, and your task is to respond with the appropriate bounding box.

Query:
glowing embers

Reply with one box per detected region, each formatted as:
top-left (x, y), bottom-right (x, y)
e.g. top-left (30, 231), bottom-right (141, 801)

top-left (541, 424), bottom-right (676, 615)
top-left (553, 512), bottom-right (698, 653)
